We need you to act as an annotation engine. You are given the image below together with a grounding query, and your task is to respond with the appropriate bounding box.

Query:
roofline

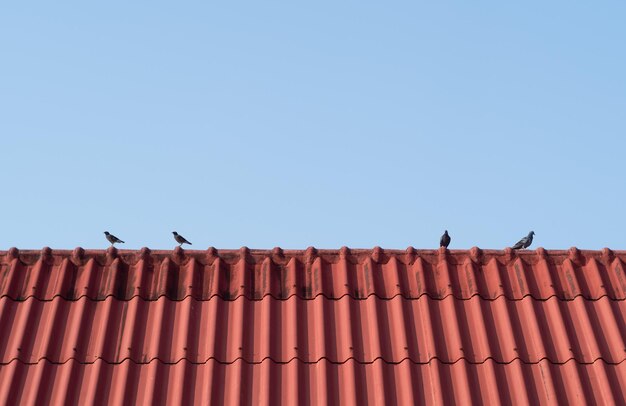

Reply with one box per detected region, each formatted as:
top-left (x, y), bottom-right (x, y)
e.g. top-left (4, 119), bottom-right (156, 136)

top-left (1, 246), bottom-right (625, 266)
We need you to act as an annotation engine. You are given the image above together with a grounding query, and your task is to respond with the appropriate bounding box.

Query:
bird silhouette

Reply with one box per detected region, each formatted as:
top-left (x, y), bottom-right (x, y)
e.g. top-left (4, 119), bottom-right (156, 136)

top-left (440, 230), bottom-right (451, 248)
top-left (172, 231), bottom-right (192, 246)
top-left (104, 231), bottom-right (124, 246)
top-left (511, 231), bottom-right (535, 250)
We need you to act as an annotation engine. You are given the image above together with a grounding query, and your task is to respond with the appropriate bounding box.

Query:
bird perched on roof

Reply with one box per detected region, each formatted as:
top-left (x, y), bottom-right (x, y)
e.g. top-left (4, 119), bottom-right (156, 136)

top-left (440, 230), bottom-right (451, 248)
top-left (104, 231), bottom-right (124, 246)
top-left (511, 231), bottom-right (535, 250)
top-left (172, 231), bottom-right (192, 246)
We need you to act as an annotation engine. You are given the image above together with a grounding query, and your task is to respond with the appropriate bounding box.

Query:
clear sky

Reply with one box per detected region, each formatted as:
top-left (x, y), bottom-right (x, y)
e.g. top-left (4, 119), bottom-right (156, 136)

top-left (1, 2), bottom-right (625, 250)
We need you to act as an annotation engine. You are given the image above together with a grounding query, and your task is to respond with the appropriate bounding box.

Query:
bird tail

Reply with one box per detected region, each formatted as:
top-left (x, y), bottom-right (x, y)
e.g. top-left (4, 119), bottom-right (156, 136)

top-left (120, 240), bottom-right (125, 244)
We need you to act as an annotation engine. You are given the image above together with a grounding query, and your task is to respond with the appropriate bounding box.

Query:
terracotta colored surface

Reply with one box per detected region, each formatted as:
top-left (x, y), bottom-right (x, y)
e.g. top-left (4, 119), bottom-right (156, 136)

top-left (1, 247), bottom-right (625, 405)
top-left (1, 358), bottom-right (625, 406)
top-left (1, 295), bottom-right (624, 365)
top-left (2, 247), bottom-right (626, 302)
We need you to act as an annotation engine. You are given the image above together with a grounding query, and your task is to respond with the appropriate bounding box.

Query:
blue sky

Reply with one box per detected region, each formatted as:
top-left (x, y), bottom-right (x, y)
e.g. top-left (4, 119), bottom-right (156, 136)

top-left (1, 2), bottom-right (625, 250)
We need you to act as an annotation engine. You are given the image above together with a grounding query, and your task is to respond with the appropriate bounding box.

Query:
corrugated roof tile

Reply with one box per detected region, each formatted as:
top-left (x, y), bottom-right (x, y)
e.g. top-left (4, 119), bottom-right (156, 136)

top-left (1, 359), bottom-right (625, 406)
top-left (3, 248), bottom-right (626, 301)
top-left (1, 292), bottom-right (624, 365)
top-left (1, 248), bottom-right (625, 404)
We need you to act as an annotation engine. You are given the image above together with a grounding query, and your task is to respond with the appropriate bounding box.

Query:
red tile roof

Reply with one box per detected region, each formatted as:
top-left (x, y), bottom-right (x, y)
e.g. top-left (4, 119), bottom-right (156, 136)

top-left (1, 246), bottom-right (625, 405)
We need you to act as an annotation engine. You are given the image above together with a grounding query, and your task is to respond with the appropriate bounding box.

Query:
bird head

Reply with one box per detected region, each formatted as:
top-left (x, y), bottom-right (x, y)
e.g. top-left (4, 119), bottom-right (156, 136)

top-left (444, 230), bottom-right (448, 234)
top-left (172, 231), bottom-right (178, 235)
top-left (529, 231), bottom-right (535, 236)
top-left (104, 231), bottom-right (109, 235)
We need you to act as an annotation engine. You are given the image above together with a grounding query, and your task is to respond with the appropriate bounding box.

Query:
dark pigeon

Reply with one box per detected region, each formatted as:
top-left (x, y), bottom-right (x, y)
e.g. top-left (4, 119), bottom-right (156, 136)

top-left (104, 231), bottom-right (124, 246)
top-left (172, 231), bottom-right (192, 246)
top-left (440, 230), bottom-right (451, 248)
top-left (511, 231), bottom-right (535, 250)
